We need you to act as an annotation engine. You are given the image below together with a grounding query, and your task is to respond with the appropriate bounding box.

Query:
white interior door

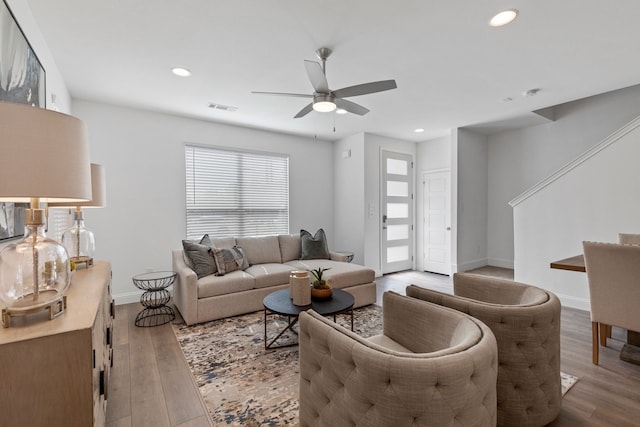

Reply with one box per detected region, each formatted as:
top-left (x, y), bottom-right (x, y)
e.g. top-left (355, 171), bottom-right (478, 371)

top-left (423, 170), bottom-right (451, 275)
top-left (381, 150), bottom-right (413, 274)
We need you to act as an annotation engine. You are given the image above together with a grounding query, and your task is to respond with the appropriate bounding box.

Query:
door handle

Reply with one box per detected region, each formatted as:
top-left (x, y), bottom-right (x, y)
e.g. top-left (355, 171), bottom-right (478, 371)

top-left (446, 227), bottom-right (451, 231)
top-left (382, 214), bottom-right (388, 223)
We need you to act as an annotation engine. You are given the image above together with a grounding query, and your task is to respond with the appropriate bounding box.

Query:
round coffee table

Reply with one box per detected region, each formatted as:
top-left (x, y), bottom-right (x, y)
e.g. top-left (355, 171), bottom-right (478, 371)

top-left (263, 288), bottom-right (354, 349)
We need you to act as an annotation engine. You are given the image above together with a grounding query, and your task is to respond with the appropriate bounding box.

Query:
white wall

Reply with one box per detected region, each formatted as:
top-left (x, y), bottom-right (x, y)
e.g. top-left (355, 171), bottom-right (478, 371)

top-left (488, 84), bottom-right (640, 268)
top-left (363, 133), bottom-right (416, 275)
top-left (333, 134), bottom-right (365, 264)
top-left (455, 129), bottom-right (488, 271)
top-left (415, 135), bottom-right (451, 270)
top-left (512, 116), bottom-right (640, 310)
top-left (72, 100), bottom-right (335, 303)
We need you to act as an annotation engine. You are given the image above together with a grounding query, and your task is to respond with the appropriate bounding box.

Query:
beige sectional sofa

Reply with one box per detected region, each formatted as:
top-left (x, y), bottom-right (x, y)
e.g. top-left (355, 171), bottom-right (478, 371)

top-left (172, 234), bottom-right (377, 325)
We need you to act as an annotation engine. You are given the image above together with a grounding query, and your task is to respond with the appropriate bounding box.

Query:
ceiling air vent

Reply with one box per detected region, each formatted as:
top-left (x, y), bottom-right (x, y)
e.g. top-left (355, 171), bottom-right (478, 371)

top-left (208, 103), bottom-right (238, 112)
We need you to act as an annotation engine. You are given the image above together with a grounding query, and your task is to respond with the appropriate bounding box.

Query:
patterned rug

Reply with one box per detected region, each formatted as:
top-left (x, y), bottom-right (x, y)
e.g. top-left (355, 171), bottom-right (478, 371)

top-left (172, 305), bottom-right (578, 426)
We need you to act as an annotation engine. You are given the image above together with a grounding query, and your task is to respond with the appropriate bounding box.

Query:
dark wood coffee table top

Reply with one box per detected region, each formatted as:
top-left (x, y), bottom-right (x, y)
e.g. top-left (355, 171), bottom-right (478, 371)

top-left (263, 288), bottom-right (354, 317)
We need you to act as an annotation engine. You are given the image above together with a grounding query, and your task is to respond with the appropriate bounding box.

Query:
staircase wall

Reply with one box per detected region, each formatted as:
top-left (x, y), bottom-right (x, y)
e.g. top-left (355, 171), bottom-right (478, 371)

top-left (510, 116), bottom-right (640, 310)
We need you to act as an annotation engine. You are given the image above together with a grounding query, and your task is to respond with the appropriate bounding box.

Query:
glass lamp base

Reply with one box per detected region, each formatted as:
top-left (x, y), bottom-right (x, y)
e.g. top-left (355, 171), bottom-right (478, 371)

top-left (71, 255), bottom-right (94, 269)
top-left (2, 293), bottom-right (67, 328)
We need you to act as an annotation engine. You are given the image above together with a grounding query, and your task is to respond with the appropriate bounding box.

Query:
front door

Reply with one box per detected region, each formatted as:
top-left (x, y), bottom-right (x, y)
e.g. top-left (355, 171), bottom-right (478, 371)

top-left (381, 150), bottom-right (413, 274)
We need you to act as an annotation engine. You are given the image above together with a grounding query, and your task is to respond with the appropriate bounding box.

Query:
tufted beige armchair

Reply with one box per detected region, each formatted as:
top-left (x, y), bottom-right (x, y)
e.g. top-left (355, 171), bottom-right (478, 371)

top-left (299, 291), bottom-right (498, 427)
top-left (406, 273), bottom-right (561, 427)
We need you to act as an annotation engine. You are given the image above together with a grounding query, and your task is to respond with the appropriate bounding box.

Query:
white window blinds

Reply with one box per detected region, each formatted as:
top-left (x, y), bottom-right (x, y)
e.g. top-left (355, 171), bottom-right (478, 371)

top-left (185, 145), bottom-right (289, 239)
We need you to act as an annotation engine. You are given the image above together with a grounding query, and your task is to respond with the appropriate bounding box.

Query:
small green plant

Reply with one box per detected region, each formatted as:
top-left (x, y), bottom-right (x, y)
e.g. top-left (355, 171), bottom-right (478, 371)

top-left (309, 267), bottom-right (331, 289)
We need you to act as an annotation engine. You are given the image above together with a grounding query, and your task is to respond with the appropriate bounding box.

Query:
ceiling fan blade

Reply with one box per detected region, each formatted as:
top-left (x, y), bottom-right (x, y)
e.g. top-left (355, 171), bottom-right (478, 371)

top-left (333, 80), bottom-right (397, 98)
top-left (335, 98), bottom-right (370, 116)
top-left (294, 103), bottom-right (314, 118)
top-left (304, 60), bottom-right (329, 93)
top-left (252, 91), bottom-right (312, 98)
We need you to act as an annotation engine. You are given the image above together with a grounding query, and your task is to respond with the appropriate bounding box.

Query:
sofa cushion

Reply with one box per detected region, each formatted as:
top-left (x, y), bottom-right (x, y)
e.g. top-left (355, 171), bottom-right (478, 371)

top-left (212, 246), bottom-right (250, 275)
top-left (300, 228), bottom-right (330, 260)
top-left (245, 263), bottom-right (296, 289)
top-left (197, 270), bottom-right (255, 298)
top-left (279, 234), bottom-right (301, 262)
top-left (182, 239), bottom-right (217, 278)
top-left (209, 237), bottom-right (236, 249)
top-left (236, 236), bottom-right (282, 265)
top-left (284, 260), bottom-right (374, 289)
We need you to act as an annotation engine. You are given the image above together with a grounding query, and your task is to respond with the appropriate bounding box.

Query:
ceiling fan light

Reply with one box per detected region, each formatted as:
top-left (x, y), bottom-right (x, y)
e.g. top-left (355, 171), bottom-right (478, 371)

top-left (313, 101), bottom-right (336, 113)
top-left (489, 9), bottom-right (518, 27)
top-left (335, 108), bottom-right (347, 115)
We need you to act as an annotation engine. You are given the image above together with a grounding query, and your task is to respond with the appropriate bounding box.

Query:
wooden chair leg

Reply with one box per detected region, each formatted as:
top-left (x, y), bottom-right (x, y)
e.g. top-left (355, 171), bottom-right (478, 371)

top-left (599, 323), bottom-right (609, 347)
top-left (592, 322), bottom-right (599, 365)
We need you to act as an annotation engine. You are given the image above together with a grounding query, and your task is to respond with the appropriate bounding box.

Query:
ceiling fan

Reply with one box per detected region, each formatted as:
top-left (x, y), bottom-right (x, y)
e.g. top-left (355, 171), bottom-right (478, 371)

top-left (252, 47), bottom-right (397, 118)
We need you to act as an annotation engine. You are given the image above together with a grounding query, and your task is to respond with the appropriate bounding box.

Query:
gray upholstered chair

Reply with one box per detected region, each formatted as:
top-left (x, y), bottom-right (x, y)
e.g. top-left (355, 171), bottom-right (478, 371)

top-left (298, 291), bottom-right (498, 427)
top-left (618, 233), bottom-right (640, 245)
top-left (406, 273), bottom-right (561, 427)
top-left (582, 241), bottom-right (640, 365)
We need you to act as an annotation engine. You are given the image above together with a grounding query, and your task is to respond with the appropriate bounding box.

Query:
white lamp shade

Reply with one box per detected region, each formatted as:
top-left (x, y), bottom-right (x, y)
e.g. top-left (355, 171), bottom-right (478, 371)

top-left (0, 102), bottom-right (92, 203)
top-left (49, 163), bottom-right (107, 208)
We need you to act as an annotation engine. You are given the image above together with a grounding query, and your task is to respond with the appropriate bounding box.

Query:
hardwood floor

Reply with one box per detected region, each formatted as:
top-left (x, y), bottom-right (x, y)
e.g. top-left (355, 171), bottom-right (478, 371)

top-left (107, 269), bottom-right (640, 426)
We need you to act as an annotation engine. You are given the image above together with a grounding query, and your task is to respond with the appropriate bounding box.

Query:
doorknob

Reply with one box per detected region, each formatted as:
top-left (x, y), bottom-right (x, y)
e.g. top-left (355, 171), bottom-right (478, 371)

top-left (446, 227), bottom-right (451, 231)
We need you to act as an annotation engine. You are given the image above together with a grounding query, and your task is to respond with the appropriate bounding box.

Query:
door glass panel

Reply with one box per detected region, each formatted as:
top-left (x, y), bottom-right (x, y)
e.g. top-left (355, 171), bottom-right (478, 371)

top-left (387, 203), bottom-right (408, 218)
top-left (387, 224), bottom-right (408, 241)
top-left (387, 181), bottom-right (408, 197)
top-left (387, 246), bottom-right (409, 263)
top-left (387, 158), bottom-right (407, 176)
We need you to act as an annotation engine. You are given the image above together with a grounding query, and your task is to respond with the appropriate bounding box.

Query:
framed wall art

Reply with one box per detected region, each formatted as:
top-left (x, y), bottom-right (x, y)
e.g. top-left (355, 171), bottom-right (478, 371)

top-left (0, 0), bottom-right (46, 240)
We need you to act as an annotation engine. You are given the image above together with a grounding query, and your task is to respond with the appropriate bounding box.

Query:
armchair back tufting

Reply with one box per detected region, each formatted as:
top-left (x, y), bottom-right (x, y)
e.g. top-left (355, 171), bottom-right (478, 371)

top-left (407, 273), bottom-right (561, 427)
top-left (299, 292), bottom-right (498, 427)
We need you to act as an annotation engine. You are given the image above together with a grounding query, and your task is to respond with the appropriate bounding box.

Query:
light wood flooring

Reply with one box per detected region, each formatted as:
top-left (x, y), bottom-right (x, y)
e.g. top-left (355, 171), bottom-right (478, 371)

top-left (107, 268), bottom-right (640, 426)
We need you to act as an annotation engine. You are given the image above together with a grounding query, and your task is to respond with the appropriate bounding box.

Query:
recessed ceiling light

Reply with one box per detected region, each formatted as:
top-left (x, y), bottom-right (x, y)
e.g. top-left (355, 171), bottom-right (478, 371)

top-left (335, 108), bottom-right (347, 115)
top-left (414, 128), bottom-right (425, 133)
top-left (171, 67), bottom-right (192, 77)
top-left (489, 9), bottom-right (518, 27)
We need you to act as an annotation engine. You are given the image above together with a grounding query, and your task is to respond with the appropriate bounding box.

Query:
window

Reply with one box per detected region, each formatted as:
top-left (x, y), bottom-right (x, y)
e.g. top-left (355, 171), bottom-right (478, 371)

top-left (185, 145), bottom-right (289, 239)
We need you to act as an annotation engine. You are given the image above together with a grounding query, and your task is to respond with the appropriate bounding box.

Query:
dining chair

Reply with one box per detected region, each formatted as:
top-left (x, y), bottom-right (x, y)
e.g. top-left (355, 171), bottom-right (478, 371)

top-left (619, 233), bottom-right (640, 245)
top-left (582, 241), bottom-right (640, 364)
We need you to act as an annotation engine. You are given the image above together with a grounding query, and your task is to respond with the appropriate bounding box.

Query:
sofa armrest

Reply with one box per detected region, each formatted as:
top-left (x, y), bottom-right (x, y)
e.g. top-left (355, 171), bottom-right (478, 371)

top-left (329, 251), bottom-right (351, 262)
top-left (172, 250), bottom-right (199, 325)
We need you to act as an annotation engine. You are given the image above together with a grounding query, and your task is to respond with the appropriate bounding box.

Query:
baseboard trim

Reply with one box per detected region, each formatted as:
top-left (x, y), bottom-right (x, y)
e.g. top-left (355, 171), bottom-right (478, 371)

top-left (487, 258), bottom-right (514, 269)
top-left (113, 290), bottom-right (144, 305)
top-left (556, 293), bottom-right (590, 312)
top-left (457, 258), bottom-right (488, 272)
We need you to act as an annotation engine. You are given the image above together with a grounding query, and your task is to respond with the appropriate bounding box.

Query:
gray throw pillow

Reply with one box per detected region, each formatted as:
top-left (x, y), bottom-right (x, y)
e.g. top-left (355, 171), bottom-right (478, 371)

top-left (182, 239), bottom-right (217, 278)
top-left (300, 228), bottom-right (330, 260)
top-left (212, 246), bottom-right (250, 275)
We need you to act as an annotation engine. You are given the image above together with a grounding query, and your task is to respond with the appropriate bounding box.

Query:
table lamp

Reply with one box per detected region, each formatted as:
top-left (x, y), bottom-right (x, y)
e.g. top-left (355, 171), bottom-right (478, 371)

top-left (0, 102), bottom-right (92, 326)
top-left (49, 164), bottom-right (106, 268)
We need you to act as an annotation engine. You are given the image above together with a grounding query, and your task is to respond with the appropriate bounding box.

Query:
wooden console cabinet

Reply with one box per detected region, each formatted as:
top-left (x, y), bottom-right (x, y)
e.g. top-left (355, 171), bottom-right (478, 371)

top-left (0, 261), bottom-right (114, 427)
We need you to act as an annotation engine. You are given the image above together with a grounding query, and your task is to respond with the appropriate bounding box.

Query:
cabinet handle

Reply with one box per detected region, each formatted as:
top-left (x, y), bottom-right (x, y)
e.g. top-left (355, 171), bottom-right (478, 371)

top-left (99, 369), bottom-right (105, 396)
top-left (93, 349), bottom-right (96, 369)
top-left (99, 367), bottom-right (109, 400)
top-left (106, 326), bottom-right (111, 346)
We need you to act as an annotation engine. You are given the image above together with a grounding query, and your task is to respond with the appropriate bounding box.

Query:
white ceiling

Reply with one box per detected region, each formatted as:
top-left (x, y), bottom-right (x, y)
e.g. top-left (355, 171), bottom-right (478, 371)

top-left (24, 0), bottom-right (640, 142)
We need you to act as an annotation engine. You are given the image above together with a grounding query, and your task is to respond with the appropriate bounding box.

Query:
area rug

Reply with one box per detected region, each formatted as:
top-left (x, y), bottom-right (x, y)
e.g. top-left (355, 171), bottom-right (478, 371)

top-left (172, 306), bottom-right (578, 426)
